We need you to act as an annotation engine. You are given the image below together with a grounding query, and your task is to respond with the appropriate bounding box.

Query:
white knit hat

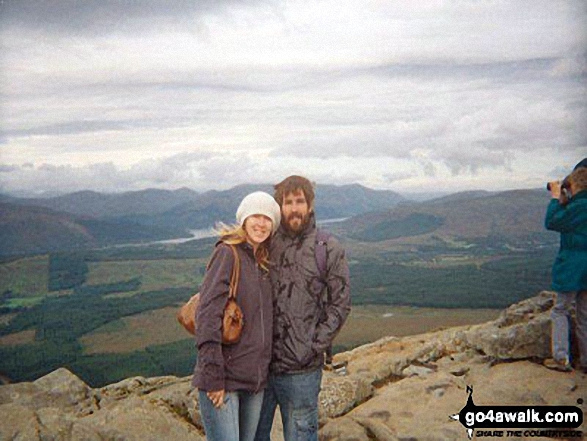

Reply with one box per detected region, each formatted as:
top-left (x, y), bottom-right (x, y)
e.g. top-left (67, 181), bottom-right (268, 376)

top-left (236, 191), bottom-right (281, 235)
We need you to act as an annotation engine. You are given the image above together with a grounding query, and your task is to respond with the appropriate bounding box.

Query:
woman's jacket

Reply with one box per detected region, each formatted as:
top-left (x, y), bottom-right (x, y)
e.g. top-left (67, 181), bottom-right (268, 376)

top-left (545, 190), bottom-right (587, 292)
top-left (192, 242), bottom-right (273, 392)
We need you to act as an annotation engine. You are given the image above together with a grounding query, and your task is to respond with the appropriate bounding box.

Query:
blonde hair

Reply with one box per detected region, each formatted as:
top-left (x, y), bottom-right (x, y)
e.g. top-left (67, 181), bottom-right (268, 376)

top-left (569, 167), bottom-right (587, 194)
top-left (215, 222), bottom-right (271, 271)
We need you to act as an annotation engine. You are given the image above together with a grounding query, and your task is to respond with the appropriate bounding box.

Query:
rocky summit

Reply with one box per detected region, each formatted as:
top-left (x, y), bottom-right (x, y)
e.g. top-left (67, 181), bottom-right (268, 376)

top-left (1, 291), bottom-right (586, 440)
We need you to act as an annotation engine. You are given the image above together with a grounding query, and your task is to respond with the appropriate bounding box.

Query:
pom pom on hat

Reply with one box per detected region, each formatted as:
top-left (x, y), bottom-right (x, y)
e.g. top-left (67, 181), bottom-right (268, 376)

top-left (236, 191), bottom-right (281, 235)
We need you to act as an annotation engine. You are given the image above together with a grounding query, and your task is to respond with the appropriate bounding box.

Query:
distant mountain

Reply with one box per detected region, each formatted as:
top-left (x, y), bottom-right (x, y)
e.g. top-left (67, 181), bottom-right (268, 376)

top-left (160, 184), bottom-right (275, 227)
top-left (425, 190), bottom-right (493, 203)
top-left (5, 188), bottom-right (200, 219)
top-left (107, 183), bottom-right (405, 230)
top-left (342, 188), bottom-right (556, 246)
top-left (314, 184), bottom-right (405, 219)
top-left (3, 184), bottom-right (404, 228)
top-left (3, 184), bottom-right (557, 255)
top-left (0, 194), bottom-right (18, 204)
top-left (0, 183), bottom-right (404, 256)
top-left (0, 203), bottom-right (188, 257)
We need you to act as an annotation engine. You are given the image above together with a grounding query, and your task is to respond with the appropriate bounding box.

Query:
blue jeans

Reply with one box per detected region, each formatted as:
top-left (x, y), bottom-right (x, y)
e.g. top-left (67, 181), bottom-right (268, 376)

top-left (254, 368), bottom-right (322, 441)
top-left (199, 389), bottom-right (264, 441)
top-left (551, 290), bottom-right (587, 367)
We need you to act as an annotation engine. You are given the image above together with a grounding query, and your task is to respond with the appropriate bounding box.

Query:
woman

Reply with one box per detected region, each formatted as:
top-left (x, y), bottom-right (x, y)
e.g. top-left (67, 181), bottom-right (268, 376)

top-left (544, 167), bottom-right (587, 371)
top-left (192, 191), bottom-right (281, 441)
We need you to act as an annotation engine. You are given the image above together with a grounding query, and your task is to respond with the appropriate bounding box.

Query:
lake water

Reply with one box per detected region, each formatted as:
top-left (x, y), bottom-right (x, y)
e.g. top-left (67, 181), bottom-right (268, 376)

top-left (135, 217), bottom-right (350, 247)
top-left (151, 228), bottom-right (217, 244)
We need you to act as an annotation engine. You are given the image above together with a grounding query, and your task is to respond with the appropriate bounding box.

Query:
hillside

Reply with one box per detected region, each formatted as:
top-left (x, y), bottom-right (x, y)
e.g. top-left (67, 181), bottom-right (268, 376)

top-left (2, 293), bottom-right (584, 441)
top-left (342, 189), bottom-right (555, 247)
top-left (0, 203), bottom-right (97, 256)
top-left (0, 202), bottom-right (188, 256)
top-left (5, 188), bottom-right (200, 219)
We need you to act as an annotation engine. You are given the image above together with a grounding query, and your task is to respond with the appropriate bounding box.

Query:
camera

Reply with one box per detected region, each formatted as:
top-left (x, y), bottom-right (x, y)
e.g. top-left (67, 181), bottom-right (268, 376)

top-left (547, 177), bottom-right (572, 206)
top-left (546, 177), bottom-right (570, 192)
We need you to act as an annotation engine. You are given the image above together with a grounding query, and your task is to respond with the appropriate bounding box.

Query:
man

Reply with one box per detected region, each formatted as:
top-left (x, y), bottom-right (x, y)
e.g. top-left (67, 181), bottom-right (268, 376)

top-left (254, 175), bottom-right (351, 441)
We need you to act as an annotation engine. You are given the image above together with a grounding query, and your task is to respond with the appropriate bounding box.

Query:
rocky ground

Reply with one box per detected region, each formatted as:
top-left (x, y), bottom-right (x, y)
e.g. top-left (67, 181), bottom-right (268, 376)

top-left (1, 291), bottom-right (586, 440)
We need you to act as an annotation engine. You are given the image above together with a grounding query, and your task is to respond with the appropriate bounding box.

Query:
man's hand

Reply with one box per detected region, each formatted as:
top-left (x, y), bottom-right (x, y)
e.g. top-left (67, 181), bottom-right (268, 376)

top-left (548, 181), bottom-right (562, 199)
top-left (207, 389), bottom-right (225, 408)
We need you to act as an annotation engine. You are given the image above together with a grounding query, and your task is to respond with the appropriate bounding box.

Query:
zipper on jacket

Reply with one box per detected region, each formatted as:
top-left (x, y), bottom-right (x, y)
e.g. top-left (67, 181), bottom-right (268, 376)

top-left (256, 263), bottom-right (264, 392)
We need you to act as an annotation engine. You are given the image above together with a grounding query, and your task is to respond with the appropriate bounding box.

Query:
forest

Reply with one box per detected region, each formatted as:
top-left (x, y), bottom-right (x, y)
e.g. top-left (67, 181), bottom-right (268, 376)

top-left (0, 234), bottom-right (556, 386)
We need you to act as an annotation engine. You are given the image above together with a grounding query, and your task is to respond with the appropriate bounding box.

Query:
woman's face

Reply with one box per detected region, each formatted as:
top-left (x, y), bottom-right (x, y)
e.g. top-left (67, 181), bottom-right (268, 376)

top-left (244, 214), bottom-right (273, 247)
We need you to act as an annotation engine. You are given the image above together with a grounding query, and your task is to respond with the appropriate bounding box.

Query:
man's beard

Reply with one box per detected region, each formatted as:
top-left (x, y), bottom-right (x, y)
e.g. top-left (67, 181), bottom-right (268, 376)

top-left (284, 212), bottom-right (310, 234)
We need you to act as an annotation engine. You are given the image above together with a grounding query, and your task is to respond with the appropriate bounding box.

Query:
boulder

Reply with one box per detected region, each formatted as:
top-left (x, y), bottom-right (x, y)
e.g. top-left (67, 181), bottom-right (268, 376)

top-left (0, 367), bottom-right (97, 415)
top-left (0, 369), bottom-right (204, 441)
top-left (320, 371), bottom-right (372, 419)
top-left (80, 395), bottom-right (202, 441)
top-left (464, 291), bottom-right (553, 360)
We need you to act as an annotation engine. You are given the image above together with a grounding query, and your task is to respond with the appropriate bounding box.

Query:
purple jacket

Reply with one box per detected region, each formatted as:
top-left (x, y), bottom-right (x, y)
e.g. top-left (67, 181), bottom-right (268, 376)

top-left (191, 242), bottom-right (273, 392)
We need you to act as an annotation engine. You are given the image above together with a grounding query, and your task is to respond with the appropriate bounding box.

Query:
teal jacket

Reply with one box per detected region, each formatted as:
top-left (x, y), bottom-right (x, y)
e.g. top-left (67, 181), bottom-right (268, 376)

top-left (545, 190), bottom-right (587, 292)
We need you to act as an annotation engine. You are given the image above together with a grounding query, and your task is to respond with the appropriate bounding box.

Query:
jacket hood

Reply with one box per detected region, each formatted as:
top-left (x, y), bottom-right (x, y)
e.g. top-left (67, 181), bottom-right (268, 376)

top-left (571, 190), bottom-right (587, 201)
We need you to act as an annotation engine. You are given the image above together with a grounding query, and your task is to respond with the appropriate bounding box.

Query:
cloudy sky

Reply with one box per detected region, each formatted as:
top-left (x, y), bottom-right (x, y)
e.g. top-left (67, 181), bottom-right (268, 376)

top-left (0, 0), bottom-right (586, 197)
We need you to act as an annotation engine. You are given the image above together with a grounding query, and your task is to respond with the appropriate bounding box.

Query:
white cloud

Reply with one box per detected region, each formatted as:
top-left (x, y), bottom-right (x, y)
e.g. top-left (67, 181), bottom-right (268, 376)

top-left (0, 0), bottom-right (585, 196)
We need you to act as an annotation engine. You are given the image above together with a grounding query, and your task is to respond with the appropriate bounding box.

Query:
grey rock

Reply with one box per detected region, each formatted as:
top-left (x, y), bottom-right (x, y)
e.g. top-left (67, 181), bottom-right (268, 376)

top-left (402, 365), bottom-right (435, 377)
top-left (0, 292), bottom-right (579, 441)
top-left (82, 395), bottom-right (203, 441)
top-left (320, 372), bottom-right (372, 419)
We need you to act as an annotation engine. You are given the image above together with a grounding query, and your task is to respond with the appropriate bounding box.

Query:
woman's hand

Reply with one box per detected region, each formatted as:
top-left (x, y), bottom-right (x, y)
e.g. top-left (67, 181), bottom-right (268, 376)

top-left (206, 389), bottom-right (225, 408)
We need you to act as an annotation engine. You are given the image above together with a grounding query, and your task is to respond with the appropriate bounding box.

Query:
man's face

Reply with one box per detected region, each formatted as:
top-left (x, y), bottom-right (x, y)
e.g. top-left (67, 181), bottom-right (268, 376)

top-left (281, 190), bottom-right (311, 233)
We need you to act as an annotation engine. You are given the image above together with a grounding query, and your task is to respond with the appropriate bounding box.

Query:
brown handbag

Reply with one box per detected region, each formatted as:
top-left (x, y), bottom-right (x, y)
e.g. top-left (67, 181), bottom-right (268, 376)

top-left (177, 245), bottom-right (244, 344)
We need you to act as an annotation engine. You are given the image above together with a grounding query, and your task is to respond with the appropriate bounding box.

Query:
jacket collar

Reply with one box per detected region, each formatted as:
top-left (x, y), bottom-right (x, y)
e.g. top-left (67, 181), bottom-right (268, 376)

top-left (571, 190), bottom-right (587, 202)
top-left (216, 239), bottom-right (255, 257)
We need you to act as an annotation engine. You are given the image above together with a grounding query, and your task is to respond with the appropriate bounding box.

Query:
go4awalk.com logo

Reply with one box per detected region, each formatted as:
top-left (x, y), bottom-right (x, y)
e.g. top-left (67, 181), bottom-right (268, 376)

top-left (450, 386), bottom-right (583, 439)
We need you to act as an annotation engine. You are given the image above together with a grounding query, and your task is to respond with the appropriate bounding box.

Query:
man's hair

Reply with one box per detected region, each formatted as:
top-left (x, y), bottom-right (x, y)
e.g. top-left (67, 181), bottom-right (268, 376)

top-left (569, 167), bottom-right (587, 193)
top-left (273, 175), bottom-right (315, 208)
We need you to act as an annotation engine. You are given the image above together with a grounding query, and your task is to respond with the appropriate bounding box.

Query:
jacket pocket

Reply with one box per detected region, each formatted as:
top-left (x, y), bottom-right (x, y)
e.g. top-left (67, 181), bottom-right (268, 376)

top-left (285, 316), bottom-right (317, 366)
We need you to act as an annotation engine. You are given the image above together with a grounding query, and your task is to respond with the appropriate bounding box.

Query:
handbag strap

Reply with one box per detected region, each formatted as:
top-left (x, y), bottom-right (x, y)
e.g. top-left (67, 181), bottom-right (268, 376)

top-left (227, 244), bottom-right (240, 300)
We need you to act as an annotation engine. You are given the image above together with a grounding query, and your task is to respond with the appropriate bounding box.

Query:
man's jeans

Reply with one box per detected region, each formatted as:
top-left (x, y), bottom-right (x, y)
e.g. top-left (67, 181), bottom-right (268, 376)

top-left (254, 368), bottom-right (322, 441)
top-left (551, 290), bottom-right (587, 367)
top-left (199, 389), bottom-right (264, 441)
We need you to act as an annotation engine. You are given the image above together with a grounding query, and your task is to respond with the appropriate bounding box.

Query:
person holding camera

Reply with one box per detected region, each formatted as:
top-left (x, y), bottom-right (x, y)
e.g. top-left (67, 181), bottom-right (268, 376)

top-left (544, 167), bottom-right (587, 372)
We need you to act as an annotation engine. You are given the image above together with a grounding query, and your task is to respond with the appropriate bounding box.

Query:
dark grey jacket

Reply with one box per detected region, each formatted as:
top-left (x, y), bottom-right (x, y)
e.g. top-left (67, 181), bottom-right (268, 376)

top-left (269, 214), bottom-right (351, 374)
top-left (192, 242), bottom-right (273, 392)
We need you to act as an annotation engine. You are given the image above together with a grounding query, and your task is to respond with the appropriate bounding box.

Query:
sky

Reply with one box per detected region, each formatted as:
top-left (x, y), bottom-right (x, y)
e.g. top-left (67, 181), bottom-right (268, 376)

top-left (0, 0), bottom-right (586, 197)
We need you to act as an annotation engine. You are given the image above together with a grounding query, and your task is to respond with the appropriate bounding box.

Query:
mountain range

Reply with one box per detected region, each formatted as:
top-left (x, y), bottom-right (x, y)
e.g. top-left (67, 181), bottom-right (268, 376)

top-left (0, 184), bottom-right (405, 256)
top-left (1, 183), bottom-right (556, 257)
